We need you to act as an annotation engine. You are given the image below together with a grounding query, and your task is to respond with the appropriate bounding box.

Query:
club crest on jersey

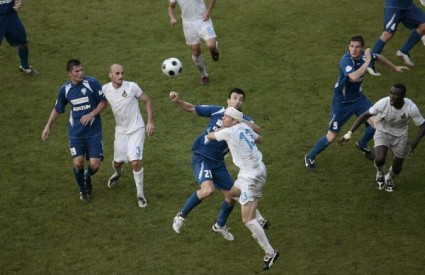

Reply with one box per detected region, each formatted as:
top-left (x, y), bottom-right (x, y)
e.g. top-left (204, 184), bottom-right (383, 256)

top-left (401, 113), bottom-right (407, 119)
top-left (122, 90), bottom-right (128, 98)
top-left (81, 88), bottom-right (87, 95)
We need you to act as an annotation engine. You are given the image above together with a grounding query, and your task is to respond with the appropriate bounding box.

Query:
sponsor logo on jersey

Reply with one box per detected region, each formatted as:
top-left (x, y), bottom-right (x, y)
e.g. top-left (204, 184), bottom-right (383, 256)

top-left (71, 97), bottom-right (89, 105)
top-left (73, 104), bottom-right (91, 111)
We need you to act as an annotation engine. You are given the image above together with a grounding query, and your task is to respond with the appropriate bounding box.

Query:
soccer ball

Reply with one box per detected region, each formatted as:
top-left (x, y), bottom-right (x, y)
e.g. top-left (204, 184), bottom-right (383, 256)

top-left (162, 57), bottom-right (183, 77)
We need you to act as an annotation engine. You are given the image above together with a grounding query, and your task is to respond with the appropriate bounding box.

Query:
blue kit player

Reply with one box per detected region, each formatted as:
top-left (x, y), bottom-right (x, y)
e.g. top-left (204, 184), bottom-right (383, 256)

top-left (169, 88), bottom-right (270, 241)
top-left (0, 0), bottom-right (39, 76)
top-left (41, 59), bottom-right (107, 202)
top-left (368, 0), bottom-right (425, 75)
top-left (304, 35), bottom-right (408, 171)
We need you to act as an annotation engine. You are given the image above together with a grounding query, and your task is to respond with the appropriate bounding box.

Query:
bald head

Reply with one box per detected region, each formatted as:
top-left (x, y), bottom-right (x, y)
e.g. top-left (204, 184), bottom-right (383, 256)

top-left (109, 64), bottom-right (124, 88)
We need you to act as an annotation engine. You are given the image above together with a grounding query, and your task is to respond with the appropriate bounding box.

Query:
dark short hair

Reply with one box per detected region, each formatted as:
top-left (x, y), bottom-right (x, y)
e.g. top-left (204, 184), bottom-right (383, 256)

top-left (66, 59), bottom-right (81, 72)
top-left (228, 88), bottom-right (245, 100)
top-left (392, 83), bottom-right (406, 97)
top-left (348, 35), bottom-right (364, 47)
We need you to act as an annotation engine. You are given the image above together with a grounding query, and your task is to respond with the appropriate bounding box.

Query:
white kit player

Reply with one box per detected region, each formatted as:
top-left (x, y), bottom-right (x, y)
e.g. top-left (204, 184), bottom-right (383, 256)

top-left (168, 0), bottom-right (219, 85)
top-left (207, 107), bottom-right (279, 271)
top-left (102, 64), bottom-right (155, 207)
top-left (340, 83), bottom-right (425, 192)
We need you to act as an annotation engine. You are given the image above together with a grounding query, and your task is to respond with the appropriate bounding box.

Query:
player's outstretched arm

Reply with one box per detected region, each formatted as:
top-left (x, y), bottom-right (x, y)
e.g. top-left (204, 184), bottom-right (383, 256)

top-left (376, 54), bottom-right (410, 73)
top-left (169, 91), bottom-right (196, 113)
top-left (339, 111), bottom-right (372, 146)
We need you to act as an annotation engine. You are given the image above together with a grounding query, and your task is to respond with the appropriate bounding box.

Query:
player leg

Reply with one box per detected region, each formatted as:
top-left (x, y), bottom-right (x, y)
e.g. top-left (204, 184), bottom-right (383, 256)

top-left (397, 6), bottom-right (425, 66)
top-left (368, 8), bottom-right (401, 75)
top-left (84, 136), bottom-right (104, 197)
top-left (127, 128), bottom-right (147, 207)
top-left (108, 132), bottom-right (126, 188)
top-left (201, 18), bottom-right (219, 61)
top-left (183, 20), bottom-right (208, 84)
top-left (355, 98), bottom-right (375, 160)
top-left (172, 155), bottom-right (214, 233)
top-left (6, 16), bottom-right (39, 76)
top-left (384, 134), bottom-right (408, 192)
top-left (305, 106), bottom-right (345, 170)
top-left (372, 130), bottom-right (390, 190)
top-left (70, 138), bottom-right (90, 202)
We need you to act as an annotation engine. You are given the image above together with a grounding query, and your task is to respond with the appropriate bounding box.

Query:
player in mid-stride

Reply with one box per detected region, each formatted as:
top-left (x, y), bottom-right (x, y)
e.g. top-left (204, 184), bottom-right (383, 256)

top-left (168, 0), bottom-right (219, 85)
top-left (41, 59), bottom-right (107, 202)
top-left (207, 107), bottom-right (279, 271)
top-left (102, 64), bottom-right (154, 208)
top-left (340, 83), bottom-right (425, 192)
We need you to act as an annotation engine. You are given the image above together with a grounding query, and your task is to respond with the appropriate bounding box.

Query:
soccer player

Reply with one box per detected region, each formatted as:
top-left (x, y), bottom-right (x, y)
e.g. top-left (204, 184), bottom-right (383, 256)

top-left (102, 64), bottom-right (154, 208)
top-left (167, 0), bottom-right (219, 85)
top-left (340, 83), bottom-right (425, 192)
top-left (304, 35), bottom-right (409, 171)
top-left (368, 0), bottom-right (425, 75)
top-left (207, 107), bottom-right (279, 271)
top-left (169, 88), bottom-right (270, 241)
top-left (0, 0), bottom-right (39, 76)
top-left (41, 59), bottom-right (107, 202)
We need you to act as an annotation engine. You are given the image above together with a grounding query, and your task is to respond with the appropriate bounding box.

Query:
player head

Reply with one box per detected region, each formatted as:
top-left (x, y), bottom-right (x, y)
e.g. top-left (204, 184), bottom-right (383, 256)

top-left (348, 35), bottom-right (364, 59)
top-left (67, 59), bottom-right (84, 84)
top-left (222, 107), bottom-right (246, 127)
top-left (109, 64), bottom-right (124, 88)
top-left (389, 83), bottom-right (406, 109)
top-left (227, 88), bottom-right (245, 111)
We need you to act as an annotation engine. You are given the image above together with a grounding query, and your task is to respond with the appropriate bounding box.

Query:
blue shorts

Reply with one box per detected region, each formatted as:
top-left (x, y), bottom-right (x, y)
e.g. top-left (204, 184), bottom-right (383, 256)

top-left (191, 153), bottom-right (234, 191)
top-left (69, 135), bottom-right (104, 160)
top-left (383, 5), bottom-right (425, 33)
top-left (329, 96), bottom-right (372, 133)
top-left (0, 13), bottom-right (27, 46)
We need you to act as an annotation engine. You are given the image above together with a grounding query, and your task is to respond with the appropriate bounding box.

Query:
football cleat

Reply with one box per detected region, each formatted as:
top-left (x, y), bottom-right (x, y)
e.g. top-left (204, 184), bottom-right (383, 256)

top-left (385, 179), bottom-right (395, 192)
top-left (172, 212), bottom-right (185, 233)
top-left (201, 76), bottom-right (209, 85)
top-left (263, 250), bottom-right (280, 270)
top-left (396, 50), bottom-right (414, 66)
top-left (376, 173), bottom-right (385, 190)
top-left (19, 65), bottom-right (39, 76)
top-left (212, 224), bottom-right (234, 241)
top-left (304, 155), bottom-right (315, 171)
top-left (355, 142), bottom-right (375, 161)
top-left (137, 197), bottom-right (148, 208)
top-left (107, 172), bottom-right (121, 188)
top-left (260, 219), bottom-right (272, 230)
top-left (79, 192), bottom-right (91, 203)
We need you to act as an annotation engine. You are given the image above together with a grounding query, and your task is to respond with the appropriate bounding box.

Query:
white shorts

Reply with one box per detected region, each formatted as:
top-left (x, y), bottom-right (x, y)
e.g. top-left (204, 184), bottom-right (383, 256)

top-left (114, 128), bottom-right (145, 163)
top-left (235, 163), bottom-right (267, 205)
top-left (182, 18), bottom-right (216, 45)
top-left (374, 130), bottom-right (408, 158)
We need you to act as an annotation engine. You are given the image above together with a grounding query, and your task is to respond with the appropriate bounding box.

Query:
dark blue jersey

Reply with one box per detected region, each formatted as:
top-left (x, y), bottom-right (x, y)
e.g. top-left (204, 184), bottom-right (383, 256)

top-left (333, 51), bottom-right (376, 104)
top-left (386, 0), bottom-right (413, 9)
top-left (55, 77), bottom-right (106, 139)
top-left (0, 0), bottom-right (15, 15)
top-left (192, 105), bottom-right (253, 162)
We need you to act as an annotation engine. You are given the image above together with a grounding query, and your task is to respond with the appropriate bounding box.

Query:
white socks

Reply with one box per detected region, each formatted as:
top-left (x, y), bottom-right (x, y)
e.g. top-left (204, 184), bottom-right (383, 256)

top-left (192, 54), bottom-right (207, 77)
top-left (133, 168), bottom-right (144, 198)
top-left (245, 219), bottom-right (274, 256)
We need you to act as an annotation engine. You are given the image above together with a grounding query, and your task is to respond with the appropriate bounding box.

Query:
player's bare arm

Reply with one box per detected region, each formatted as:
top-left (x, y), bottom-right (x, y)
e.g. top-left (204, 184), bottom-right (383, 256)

top-left (375, 54), bottom-right (410, 73)
top-left (169, 91), bottom-right (196, 113)
top-left (168, 2), bottom-right (177, 26)
top-left (203, 0), bottom-right (216, 21)
top-left (348, 48), bottom-right (371, 81)
top-left (139, 93), bottom-right (155, 136)
top-left (339, 111), bottom-right (373, 145)
top-left (41, 109), bottom-right (61, 141)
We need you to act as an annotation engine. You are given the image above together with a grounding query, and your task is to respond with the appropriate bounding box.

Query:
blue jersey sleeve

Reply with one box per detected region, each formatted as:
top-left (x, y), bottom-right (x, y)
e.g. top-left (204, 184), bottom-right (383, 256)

top-left (195, 105), bottom-right (224, 117)
top-left (54, 84), bottom-right (69, 113)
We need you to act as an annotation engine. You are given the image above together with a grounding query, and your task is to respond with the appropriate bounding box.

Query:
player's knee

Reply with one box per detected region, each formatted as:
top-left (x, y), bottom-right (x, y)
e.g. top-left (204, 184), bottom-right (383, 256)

top-left (374, 158), bottom-right (385, 167)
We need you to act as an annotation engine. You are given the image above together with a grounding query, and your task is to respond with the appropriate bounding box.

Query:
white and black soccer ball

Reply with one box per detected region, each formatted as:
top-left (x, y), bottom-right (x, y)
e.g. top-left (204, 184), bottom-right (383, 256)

top-left (162, 57), bottom-right (183, 77)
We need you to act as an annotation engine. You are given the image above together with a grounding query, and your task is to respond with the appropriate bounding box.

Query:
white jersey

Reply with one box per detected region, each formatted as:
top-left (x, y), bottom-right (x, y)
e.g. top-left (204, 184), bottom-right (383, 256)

top-left (102, 81), bottom-right (145, 135)
top-left (370, 97), bottom-right (425, 137)
top-left (214, 123), bottom-right (264, 178)
top-left (170, 0), bottom-right (206, 21)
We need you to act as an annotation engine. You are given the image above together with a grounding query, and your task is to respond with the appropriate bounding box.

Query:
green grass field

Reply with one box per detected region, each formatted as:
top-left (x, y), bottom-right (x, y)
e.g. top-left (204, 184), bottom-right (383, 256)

top-left (1, 0), bottom-right (425, 274)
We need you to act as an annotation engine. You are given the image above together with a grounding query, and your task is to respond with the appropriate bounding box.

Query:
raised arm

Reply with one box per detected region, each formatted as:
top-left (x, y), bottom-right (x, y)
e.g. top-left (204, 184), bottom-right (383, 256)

top-left (169, 91), bottom-right (196, 113)
top-left (376, 54), bottom-right (410, 73)
top-left (348, 48), bottom-right (372, 82)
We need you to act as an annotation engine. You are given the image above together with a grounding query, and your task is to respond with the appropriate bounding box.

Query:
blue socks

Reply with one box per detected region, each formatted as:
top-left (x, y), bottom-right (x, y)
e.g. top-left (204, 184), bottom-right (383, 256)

top-left (181, 192), bottom-right (203, 217)
top-left (216, 200), bottom-right (234, 227)
top-left (72, 167), bottom-right (86, 193)
top-left (400, 30), bottom-right (421, 54)
top-left (18, 47), bottom-right (29, 69)
top-left (372, 38), bottom-right (386, 55)
top-left (307, 135), bottom-right (330, 160)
